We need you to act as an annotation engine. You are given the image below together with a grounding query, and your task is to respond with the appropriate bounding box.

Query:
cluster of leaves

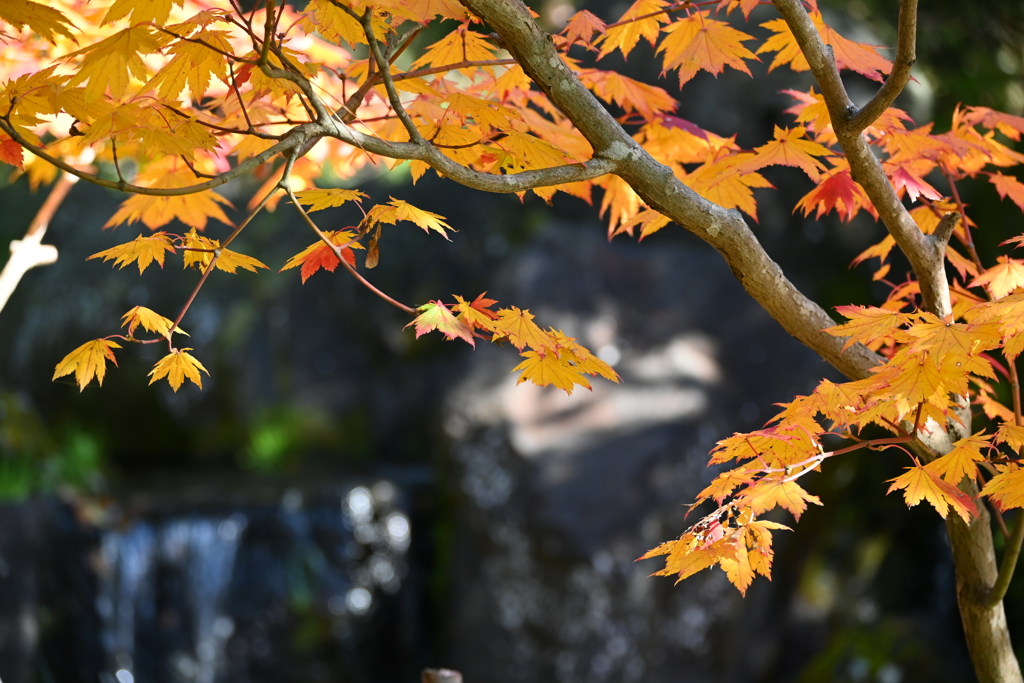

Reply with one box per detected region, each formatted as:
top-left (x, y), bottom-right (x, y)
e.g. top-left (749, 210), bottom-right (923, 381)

top-left (4, 0), bottom-right (1024, 598)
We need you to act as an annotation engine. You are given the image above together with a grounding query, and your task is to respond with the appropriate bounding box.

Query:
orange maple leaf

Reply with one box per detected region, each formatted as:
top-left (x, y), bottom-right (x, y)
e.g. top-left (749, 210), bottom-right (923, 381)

top-left (279, 230), bottom-right (362, 283)
top-left (980, 467), bottom-right (1024, 511)
top-left (924, 433), bottom-right (990, 484)
top-left (52, 339), bottom-right (121, 391)
top-left (596, 0), bottom-right (669, 60)
top-left (990, 173), bottom-right (1024, 213)
top-left (656, 11), bottom-right (758, 86)
top-left (740, 478), bottom-right (822, 520)
top-left (453, 293), bottom-right (499, 332)
top-left (492, 307), bottom-right (556, 352)
top-left (825, 305), bottom-right (909, 351)
top-left (561, 9), bottom-right (606, 48)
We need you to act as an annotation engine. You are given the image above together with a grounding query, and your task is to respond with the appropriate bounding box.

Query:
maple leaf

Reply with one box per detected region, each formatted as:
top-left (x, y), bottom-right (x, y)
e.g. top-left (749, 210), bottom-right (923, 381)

top-left (971, 256), bottom-right (1024, 299)
top-left (697, 467), bottom-right (757, 504)
top-left (963, 106), bottom-right (1024, 141)
top-left (411, 27), bottom-right (496, 69)
top-left (292, 188), bottom-right (369, 213)
top-left (453, 293), bottom-right (499, 332)
top-left (656, 11), bottom-right (758, 86)
top-left (596, 0), bottom-right (669, 60)
top-left (105, 161), bottom-right (234, 231)
top-left (740, 478), bottom-right (822, 520)
top-left (924, 433), bottom-right (990, 484)
top-left (102, 0), bottom-right (182, 25)
top-left (579, 70), bottom-right (677, 122)
top-left (989, 173), bottom-right (1024, 213)
top-left (88, 233), bottom-right (176, 274)
top-left (280, 230), bottom-right (362, 283)
top-left (180, 229), bottom-right (268, 274)
top-left (550, 331), bottom-right (621, 382)
top-left (0, 134), bottom-right (24, 170)
top-left (492, 307), bottom-right (555, 352)
top-left (407, 301), bottom-right (475, 346)
top-left (825, 306), bottom-right (909, 351)
top-left (795, 165), bottom-right (867, 221)
top-left (52, 339), bottom-right (121, 392)
top-left (148, 348), bottom-right (208, 392)
top-left (887, 165), bottom-right (943, 203)
top-left (561, 10), bottom-right (606, 48)
top-left (364, 199), bottom-right (456, 239)
top-left (120, 306), bottom-right (186, 340)
top-left (980, 467), bottom-right (1024, 511)
top-left (887, 465), bottom-right (977, 522)
top-left (0, 0), bottom-right (75, 44)
top-left (66, 26), bottom-right (164, 101)
top-left (758, 14), bottom-right (892, 82)
top-left (512, 351), bottom-right (593, 394)
top-left (996, 423), bottom-right (1024, 454)
top-left (741, 126), bottom-right (832, 180)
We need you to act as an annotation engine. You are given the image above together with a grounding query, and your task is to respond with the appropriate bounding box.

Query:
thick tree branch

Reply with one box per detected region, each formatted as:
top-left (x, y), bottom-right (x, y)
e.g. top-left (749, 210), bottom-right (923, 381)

top-left (770, 0), bottom-right (949, 319)
top-left (459, 0), bottom-right (881, 381)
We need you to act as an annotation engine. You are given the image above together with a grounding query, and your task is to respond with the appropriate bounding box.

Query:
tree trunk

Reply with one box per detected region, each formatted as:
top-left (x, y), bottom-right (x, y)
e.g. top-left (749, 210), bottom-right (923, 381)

top-left (946, 482), bottom-right (1022, 683)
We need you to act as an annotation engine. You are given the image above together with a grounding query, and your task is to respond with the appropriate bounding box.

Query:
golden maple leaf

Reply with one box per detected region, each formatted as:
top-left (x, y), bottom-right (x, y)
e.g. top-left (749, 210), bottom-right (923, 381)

top-left (52, 339), bottom-right (121, 391)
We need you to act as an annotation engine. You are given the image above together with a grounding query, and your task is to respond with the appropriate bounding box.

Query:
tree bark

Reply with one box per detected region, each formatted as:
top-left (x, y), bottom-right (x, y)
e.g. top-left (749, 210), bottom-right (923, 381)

top-left (458, 0), bottom-right (1024, 680)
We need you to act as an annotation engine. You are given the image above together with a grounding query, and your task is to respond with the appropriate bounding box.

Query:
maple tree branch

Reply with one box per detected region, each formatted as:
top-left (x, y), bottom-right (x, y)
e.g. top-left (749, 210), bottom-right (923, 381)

top-left (945, 172), bottom-right (986, 274)
top-left (847, 0), bottom-right (917, 132)
top-left (770, 0), bottom-right (950, 320)
top-left (987, 510), bottom-right (1024, 609)
top-left (462, 0), bottom-right (883, 382)
top-left (362, 9), bottom-right (426, 145)
top-left (169, 252), bottom-right (221, 351)
top-left (0, 116), bottom-right (318, 197)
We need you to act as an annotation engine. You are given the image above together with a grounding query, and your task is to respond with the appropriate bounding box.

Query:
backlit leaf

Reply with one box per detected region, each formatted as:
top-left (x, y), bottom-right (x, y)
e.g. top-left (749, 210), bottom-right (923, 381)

top-left (148, 348), bottom-right (208, 391)
top-left (407, 301), bottom-right (475, 346)
top-left (888, 465), bottom-right (977, 522)
top-left (52, 339), bottom-right (121, 391)
top-left (89, 233), bottom-right (176, 274)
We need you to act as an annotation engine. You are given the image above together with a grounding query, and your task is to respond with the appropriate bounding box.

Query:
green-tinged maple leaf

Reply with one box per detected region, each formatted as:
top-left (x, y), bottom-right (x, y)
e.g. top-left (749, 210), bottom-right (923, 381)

top-left (512, 350), bottom-right (593, 394)
top-left (888, 465), bottom-right (977, 522)
top-left (925, 433), bottom-right (990, 484)
top-left (148, 348), bottom-right (208, 391)
top-left (0, 0), bottom-right (75, 43)
top-left (52, 339), bottom-right (121, 391)
top-left (88, 233), bottom-right (176, 274)
top-left (740, 478), bottom-right (822, 520)
top-left (120, 306), bottom-right (187, 339)
top-left (280, 230), bottom-right (362, 283)
top-left (291, 188), bottom-right (369, 213)
top-left (407, 301), bottom-right (475, 346)
top-left (180, 229), bottom-right (268, 274)
top-left (656, 11), bottom-right (758, 86)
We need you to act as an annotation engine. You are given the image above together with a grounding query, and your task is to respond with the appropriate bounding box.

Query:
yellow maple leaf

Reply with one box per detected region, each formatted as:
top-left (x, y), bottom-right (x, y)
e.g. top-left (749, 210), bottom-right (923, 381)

top-left (741, 126), bottom-right (832, 180)
top-left (740, 478), bottom-right (822, 520)
top-left (971, 256), bottom-right (1024, 299)
top-left (996, 423), bottom-right (1024, 454)
top-left (105, 161), bottom-right (233, 231)
top-left (888, 465), bottom-right (977, 522)
top-left (148, 348), bottom-right (208, 391)
top-left (0, 0), bottom-right (75, 43)
top-left (492, 307), bottom-right (555, 352)
top-left (102, 0), bottom-right (181, 25)
top-left (596, 0), bottom-right (669, 60)
top-left (981, 467), bottom-right (1024, 511)
top-left (407, 301), bottom-right (475, 346)
top-left (512, 351), bottom-right (593, 394)
top-left (411, 27), bottom-right (496, 69)
top-left (924, 433), bottom-right (990, 484)
top-left (53, 339), bottom-right (121, 391)
top-left (88, 232), bottom-right (176, 274)
top-left (121, 306), bottom-right (187, 339)
top-left (824, 305), bottom-right (909, 351)
top-left (180, 228), bottom-right (268, 273)
top-left (67, 26), bottom-right (165, 101)
top-left (291, 188), bottom-right (368, 213)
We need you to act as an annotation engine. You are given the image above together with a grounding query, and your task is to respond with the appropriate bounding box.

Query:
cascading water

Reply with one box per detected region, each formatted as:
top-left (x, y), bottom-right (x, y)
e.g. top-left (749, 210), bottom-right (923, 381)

top-left (90, 481), bottom-right (413, 683)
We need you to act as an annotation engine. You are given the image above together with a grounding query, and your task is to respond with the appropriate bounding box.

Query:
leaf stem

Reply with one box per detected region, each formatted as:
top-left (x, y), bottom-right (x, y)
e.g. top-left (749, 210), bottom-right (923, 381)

top-left (168, 252), bottom-right (221, 352)
top-left (281, 171), bottom-right (415, 315)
